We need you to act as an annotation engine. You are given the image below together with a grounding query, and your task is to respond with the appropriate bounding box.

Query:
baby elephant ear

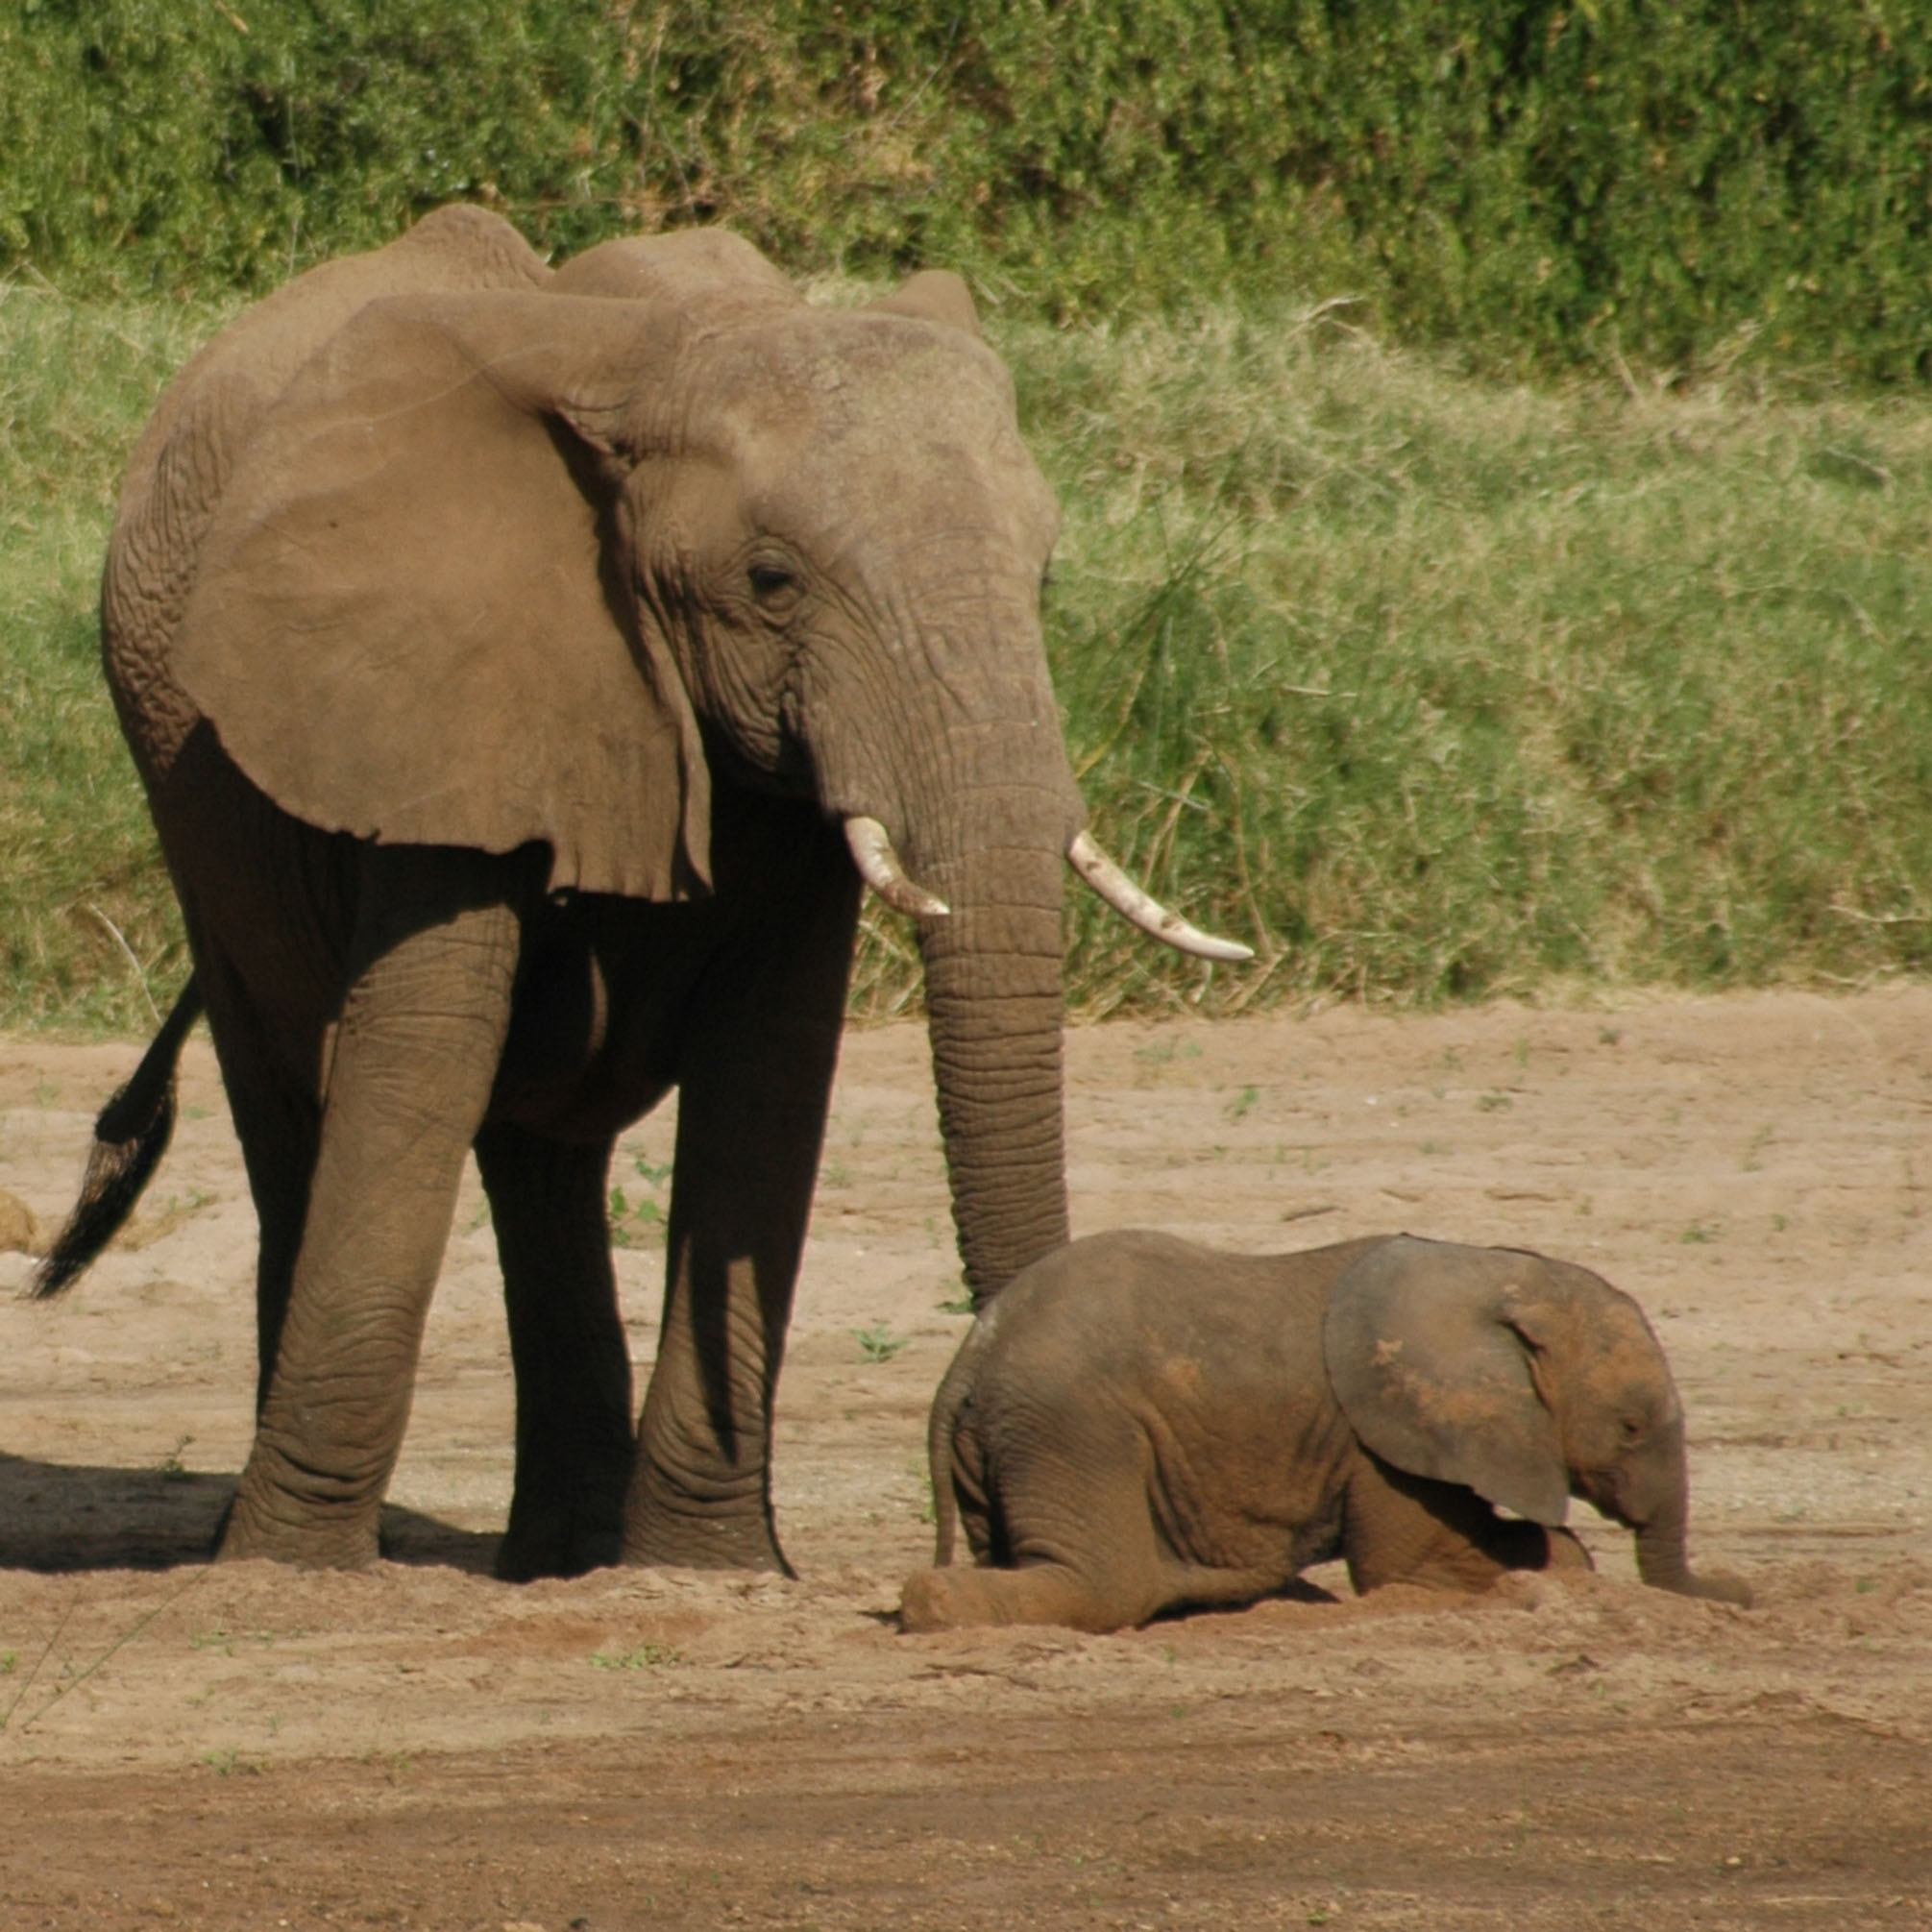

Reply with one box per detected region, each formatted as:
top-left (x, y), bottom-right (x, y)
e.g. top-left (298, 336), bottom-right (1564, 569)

top-left (177, 287), bottom-right (709, 900)
top-left (866, 270), bottom-right (983, 337)
top-left (1324, 1236), bottom-right (1570, 1526)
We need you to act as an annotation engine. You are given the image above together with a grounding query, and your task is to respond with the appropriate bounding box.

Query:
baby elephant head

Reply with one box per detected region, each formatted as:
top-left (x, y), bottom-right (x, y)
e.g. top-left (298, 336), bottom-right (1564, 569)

top-left (1324, 1236), bottom-right (1750, 1605)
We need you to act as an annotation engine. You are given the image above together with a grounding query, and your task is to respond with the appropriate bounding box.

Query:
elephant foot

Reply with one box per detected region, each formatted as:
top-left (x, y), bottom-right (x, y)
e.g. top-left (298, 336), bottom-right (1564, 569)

top-left (1540, 1526), bottom-right (1596, 1575)
top-left (496, 1516), bottom-right (623, 1583)
top-left (622, 1505), bottom-right (793, 1576)
top-left (496, 1456), bottom-right (629, 1581)
top-left (899, 1562), bottom-right (1124, 1633)
top-left (214, 1482), bottom-right (381, 1570)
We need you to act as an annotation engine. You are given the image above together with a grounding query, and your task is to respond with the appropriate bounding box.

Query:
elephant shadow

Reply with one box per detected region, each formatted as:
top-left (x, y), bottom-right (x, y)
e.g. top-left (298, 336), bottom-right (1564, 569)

top-left (0, 1452), bottom-right (500, 1575)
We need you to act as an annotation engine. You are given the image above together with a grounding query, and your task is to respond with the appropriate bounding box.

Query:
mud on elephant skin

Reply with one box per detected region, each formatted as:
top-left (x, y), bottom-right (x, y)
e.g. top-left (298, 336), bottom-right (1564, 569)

top-left (901, 1231), bottom-right (1751, 1633)
top-left (37, 206), bottom-right (1248, 1579)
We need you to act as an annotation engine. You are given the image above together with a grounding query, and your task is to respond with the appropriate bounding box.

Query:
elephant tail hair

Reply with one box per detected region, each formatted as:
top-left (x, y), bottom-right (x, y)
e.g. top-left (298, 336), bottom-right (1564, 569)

top-left (32, 978), bottom-right (205, 1299)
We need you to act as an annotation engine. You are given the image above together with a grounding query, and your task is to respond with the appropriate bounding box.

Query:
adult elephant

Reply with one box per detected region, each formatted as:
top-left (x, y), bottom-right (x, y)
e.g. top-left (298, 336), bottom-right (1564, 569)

top-left (39, 207), bottom-right (1247, 1580)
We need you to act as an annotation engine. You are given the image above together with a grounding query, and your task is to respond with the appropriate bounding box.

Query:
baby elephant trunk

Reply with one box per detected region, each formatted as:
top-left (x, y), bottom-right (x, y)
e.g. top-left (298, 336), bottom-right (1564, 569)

top-left (1633, 1483), bottom-right (1752, 1606)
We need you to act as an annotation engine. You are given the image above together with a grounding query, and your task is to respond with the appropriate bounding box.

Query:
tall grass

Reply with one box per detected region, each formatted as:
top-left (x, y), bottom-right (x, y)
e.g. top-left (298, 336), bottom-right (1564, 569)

top-left (0, 282), bottom-right (225, 1031)
top-left (1013, 309), bottom-right (1932, 1015)
top-left (4, 281), bottom-right (1929, 1034)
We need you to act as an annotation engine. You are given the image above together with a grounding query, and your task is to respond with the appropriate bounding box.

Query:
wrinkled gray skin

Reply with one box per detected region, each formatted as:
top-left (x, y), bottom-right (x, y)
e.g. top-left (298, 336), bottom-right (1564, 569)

top-left (71, 207), bottom-right (1120, 1578)
top-left (902, 1231), bottom-right (1751, 1632)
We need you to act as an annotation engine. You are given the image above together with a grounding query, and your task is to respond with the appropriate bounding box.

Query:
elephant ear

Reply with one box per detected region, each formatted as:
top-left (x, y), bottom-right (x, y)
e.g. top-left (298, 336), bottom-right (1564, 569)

top-left (176, 288), bottom-right (710, 898)
top-left (866, 270), bottom-right (983, 337)
top-left (1324, 1235), bottom-right (1570, 1526)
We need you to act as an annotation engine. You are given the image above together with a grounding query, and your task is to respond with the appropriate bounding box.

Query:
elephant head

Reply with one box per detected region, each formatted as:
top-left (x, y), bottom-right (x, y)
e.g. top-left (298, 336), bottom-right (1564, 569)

top-left (166, 221), bottom-right (1244, 1305)
top-left (1324, 1235), bottom-right (1749, 1603)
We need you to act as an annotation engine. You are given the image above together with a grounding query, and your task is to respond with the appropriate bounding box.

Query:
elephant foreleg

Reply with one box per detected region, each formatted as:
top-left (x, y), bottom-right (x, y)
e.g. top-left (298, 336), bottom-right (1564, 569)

top-left (221, 848), bottom-right (523, 1567)
top-left (624, 818), bottom-right (860, 1574)
top-left (475, 1122), bottom-right (632, 1581)
top-left (1343, 1452), bottom-right (1593, 1597)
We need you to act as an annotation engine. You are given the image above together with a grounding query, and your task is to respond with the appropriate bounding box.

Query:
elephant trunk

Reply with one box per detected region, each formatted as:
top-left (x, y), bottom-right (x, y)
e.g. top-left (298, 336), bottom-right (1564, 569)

top-left (801, 544), bottom-right (1081, 1308)
top-left (915, 832), bottom-right (1069, 1306)
top-left (1631, 1475), bottom-right (1752, 1606)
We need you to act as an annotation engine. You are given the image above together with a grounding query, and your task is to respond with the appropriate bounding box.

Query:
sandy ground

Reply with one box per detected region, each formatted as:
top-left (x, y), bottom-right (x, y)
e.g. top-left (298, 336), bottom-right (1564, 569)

top-left (0, 986), bottom-right (1926, 1928)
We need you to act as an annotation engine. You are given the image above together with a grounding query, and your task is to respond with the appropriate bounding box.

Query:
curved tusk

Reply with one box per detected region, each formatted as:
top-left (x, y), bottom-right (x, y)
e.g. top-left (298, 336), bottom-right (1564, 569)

top-left (1067, 831), bottom-right (1256, 962)
top-left (844, 817), bottom-right (950, 918)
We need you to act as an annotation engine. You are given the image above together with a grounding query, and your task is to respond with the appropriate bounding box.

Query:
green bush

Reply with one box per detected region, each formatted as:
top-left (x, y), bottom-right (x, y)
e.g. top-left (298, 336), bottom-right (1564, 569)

top-left (8, 283), bottom-right (1929, 1032)
top-left (3, 3), bottom-right (1929, 380)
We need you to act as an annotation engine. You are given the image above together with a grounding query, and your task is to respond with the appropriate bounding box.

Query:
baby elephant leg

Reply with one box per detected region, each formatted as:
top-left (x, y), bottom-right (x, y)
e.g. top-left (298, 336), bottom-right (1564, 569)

top-left (900, 1559), bottom-right (1140, 1634)
top-left (1345, 1452), bottom-right (1594, 1596)
top-left (1543, 1526), bottom-right (1595, 1575)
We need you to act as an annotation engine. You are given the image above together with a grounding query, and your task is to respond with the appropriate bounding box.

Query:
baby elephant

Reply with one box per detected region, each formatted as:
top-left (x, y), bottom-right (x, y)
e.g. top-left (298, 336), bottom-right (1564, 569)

top-left (901, 1231), bottom-right (1749, 1632)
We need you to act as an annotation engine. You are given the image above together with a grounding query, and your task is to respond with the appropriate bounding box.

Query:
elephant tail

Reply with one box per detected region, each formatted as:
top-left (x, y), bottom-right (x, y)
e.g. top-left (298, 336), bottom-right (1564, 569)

top-left (32, 978), bottom-right (205, 1299)
top-left (925, 1322), bottom-right (993, 1567)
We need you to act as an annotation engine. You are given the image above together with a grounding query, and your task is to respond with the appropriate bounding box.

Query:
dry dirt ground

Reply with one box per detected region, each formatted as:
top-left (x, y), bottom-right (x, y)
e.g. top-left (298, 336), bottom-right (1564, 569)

top-left (0, 987), bottom-right (1927, 1929)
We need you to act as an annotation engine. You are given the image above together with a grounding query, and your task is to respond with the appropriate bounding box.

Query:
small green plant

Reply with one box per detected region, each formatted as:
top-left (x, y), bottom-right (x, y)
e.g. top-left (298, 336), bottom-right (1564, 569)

top-left (0, 1651), bottom-right (15, 1676)
top-left (607, 1184), bottom-right (666, 1250)
top-left (855, 1323), bottom-right (909, 1363)
top-left (1134, 1037), bottom-right (1201, 1064)
top-left (908, 1459), bottom-right (936, 1526)
top-left (153, 1433), bottom-right (194, 1482)
top-left (1680, 1221), bottom-right (1718, 1245)
top-left (201, 1748), bottom-right (264, 1777)
top-left (1225, 1084), bottom-right (1259, 1121)
top-left (936, 1287), bottom-right (974, 1315)
top-left (591, 1642), bottom-right (682, 1670)
top-left (1477, 1092), bottom-right (1512, 1113)
top-left (189, 1626), bottom-right (276, 1653)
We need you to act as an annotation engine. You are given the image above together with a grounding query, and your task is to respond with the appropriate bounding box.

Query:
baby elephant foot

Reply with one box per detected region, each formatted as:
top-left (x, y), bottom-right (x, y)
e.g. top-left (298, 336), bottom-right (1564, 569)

top-left (1543, 1526), bottom-right (1596, 1575)
top-left (900, 1562), bottom-right (1133, 1633)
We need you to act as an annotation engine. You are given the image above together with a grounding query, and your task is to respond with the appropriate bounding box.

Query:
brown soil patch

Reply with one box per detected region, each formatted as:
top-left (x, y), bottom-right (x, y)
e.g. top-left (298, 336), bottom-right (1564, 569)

top-left (0, 988), bottom-right (1927, 1928)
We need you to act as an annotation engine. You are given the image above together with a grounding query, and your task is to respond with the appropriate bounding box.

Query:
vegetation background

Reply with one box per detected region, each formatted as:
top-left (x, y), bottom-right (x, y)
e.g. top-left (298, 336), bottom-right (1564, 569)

top-left (3, 2), bottom-right (1929, 1028)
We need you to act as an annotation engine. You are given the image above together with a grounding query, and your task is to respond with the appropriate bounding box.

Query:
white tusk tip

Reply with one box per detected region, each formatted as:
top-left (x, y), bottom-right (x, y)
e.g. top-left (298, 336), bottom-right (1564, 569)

top-left (844, 817), bottom-right (950, 919)
top-left (1066, 830), bottom-right (1256, 963)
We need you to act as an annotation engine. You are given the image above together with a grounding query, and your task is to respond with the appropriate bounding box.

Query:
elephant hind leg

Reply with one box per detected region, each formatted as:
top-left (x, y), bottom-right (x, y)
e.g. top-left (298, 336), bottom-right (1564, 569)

top-left (899, 1557), bottom-right (1155, 1634)
top-left (190, 941), bottom-right (323, 1419)
top-left (475, 1122), bottom-right (633, 1581)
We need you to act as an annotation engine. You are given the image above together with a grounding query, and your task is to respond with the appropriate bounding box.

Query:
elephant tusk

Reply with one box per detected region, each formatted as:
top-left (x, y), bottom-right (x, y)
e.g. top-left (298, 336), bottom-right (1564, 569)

top-left (1066, 831), bottom-right (1256, 962)
top-left (844, 817), bottom-right (950, 918)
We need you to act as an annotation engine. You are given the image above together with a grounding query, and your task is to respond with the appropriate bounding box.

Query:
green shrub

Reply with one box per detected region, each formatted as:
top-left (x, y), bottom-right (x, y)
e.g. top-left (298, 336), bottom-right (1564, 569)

top-left (3, 3), bottom-right (1929, 380)
top-left (5, 284), bottom-right (1931, 1033)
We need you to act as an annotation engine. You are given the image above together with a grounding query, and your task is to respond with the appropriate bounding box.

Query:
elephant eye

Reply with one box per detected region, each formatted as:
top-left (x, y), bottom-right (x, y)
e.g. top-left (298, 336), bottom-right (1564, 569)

top-left (747, 562), bottom-right (799, 606)
top-left (1619, 1416), bottom-right (1647, 1444)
